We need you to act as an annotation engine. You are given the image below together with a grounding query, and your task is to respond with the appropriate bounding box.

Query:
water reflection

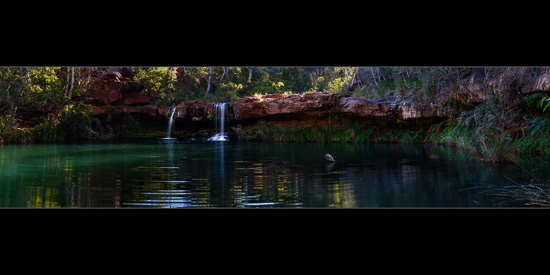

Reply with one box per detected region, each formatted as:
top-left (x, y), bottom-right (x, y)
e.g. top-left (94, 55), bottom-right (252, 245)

top-left (0, 140), bottom-right (546, 208)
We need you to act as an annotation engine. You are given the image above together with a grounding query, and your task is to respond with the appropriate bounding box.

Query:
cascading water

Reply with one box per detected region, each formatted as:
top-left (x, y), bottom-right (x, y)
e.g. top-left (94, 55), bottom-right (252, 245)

top-left (208, 103), bottom-right (229, 141)
top-left (164, 107), bottom-right (177, 139)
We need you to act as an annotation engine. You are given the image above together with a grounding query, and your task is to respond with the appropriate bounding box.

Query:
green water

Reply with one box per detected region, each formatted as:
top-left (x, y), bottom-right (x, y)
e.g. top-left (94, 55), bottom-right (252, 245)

top-left (0, 139), bottom-right (545, 208)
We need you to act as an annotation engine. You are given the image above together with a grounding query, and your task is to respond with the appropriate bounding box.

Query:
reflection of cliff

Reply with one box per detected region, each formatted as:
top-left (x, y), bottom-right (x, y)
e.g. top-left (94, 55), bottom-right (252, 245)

top-left (0, 141), bottom-right (517, 208)
top-left (0, 144), bottom-right (127, 208)
top-left (120, 143), bottom-right (509, 207)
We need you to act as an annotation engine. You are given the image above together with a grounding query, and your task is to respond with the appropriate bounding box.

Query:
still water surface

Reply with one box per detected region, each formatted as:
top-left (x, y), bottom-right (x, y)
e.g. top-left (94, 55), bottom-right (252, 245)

top-left (0, 139), bottom-right (546, 208)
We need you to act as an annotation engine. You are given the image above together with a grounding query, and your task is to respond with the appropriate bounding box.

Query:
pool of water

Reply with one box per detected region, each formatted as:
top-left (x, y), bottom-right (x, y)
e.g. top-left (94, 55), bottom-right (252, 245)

top-left (0, 139), bottom-right (547, 208)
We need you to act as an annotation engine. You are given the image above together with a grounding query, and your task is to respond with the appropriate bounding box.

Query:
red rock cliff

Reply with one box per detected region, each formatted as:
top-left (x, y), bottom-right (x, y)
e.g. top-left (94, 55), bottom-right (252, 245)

top-left (85, 68), bottom-right (158, 117)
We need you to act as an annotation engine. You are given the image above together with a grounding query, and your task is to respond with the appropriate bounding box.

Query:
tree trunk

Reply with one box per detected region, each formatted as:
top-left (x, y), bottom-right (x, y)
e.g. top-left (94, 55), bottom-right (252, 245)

top-left (11, 88), bottom-right (24, 122)
top-left (69, 67), bottom-right (75, 97)
top-left (350, 67), bottom-right (358, 87)
top-left (216, 67), bottom-right (227, 92)
top-left (370, 67), bottom-right (378, 86)
top-left (65, 67), bottom-right (70, 96)
top-left (206, 67), bottom-right (213, 94)
top-left (344, 67), bottom-right (349, 87)
top-left (11, 68), bottom-right (27, 123)
top-left (5, 84), bottom-right (11, 105)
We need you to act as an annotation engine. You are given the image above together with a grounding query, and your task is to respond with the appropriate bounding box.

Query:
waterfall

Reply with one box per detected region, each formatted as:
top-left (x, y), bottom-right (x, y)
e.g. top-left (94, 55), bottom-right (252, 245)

top-left (164, 107), bottom-right (177, 139)
top-left (208, 103), bottom-right (229, 141)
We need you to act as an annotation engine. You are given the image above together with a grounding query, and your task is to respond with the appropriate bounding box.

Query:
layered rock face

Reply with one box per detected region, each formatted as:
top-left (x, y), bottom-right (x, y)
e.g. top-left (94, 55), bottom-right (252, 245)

top-left (232, 92), bottom-right (444, 121)
top-left (84, 68), bottom-right (447, 123)
top-left (85, 67), bottom-right (550, 126)
top-left (86, 68), bottom-right (158, 117)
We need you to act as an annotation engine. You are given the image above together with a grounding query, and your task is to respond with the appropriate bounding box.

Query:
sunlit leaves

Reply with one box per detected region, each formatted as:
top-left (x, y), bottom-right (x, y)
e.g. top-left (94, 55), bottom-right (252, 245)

top-left (541, 96), bottom-right (550, 112)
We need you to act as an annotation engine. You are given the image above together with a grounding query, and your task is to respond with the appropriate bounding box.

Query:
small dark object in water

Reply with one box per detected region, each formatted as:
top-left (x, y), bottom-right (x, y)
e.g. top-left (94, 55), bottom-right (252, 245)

top-left (325, 154), bottom-right (336, 162)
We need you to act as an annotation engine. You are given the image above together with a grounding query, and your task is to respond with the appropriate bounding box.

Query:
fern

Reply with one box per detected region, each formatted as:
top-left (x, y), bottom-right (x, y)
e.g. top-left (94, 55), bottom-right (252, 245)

top-left (521, 92), bottom-right (550, 113)
top-left (527, 117), bottom-right (550, 137)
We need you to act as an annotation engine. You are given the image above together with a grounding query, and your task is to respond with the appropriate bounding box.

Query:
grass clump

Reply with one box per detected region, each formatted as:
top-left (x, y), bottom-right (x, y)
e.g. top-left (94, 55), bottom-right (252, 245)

top-left (491, 176), bottom-right (550, 207)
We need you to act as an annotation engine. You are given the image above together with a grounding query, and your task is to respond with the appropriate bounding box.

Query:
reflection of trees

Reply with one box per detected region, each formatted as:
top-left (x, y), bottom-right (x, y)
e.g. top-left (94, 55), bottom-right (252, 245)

top-left (0, 143), bottom-right (147, 208)
top-left (232, 160), bottom-right (303, 207)
top-left (0, 141), bottom-right (528, 208)
top-left (225, 142), bottom-right (359, 208)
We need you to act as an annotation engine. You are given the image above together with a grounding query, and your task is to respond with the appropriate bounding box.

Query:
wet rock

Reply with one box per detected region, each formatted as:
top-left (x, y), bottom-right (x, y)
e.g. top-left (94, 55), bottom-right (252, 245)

top-left (176, 100), bottom-right (207, 120)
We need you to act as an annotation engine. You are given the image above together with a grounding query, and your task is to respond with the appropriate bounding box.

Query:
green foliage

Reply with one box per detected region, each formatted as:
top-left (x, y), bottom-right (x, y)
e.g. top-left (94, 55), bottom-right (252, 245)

top-left (112, 113), bottom-right (140, 138)
top-left (0, 115), bottom-right (13, 142)
top-left (0, 67), bottom-right (96, 144)
top-left (513, 116), bottom-right (550, 155)
top-left (428, 102), bottom-right (532, 162)
top-left (25, 101), bottom-right (94, 143)
top-left (133, 67), bottom-right (178, 105)
top-left (396, 131), bottom-right (413, 144)
top-left (34, 114), bottom-right (62, 143)
top-left (527, 117), bottom-right (550, 138)
top-left (139, 67), bottom-right (374, 103)
top-left (541, 96), bottom-right (550, 112)
top-left (118, 67), bottom-right (465, 108)
top-left (240, 120), bottom-right (429, 145)
top-left (517, 92), bottom-right (550, 116)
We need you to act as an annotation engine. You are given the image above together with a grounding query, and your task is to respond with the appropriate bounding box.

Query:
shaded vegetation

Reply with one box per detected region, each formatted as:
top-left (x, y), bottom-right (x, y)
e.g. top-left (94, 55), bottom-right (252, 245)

top-left (236, 119), bottom-right (431, 145)
top-left (1, 66), bottom-right (550, 165)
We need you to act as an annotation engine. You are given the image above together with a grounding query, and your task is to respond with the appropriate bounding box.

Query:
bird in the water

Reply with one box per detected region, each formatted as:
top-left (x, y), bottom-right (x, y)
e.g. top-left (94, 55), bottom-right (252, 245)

top-left (325, 153), bottom-right (336, 162)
